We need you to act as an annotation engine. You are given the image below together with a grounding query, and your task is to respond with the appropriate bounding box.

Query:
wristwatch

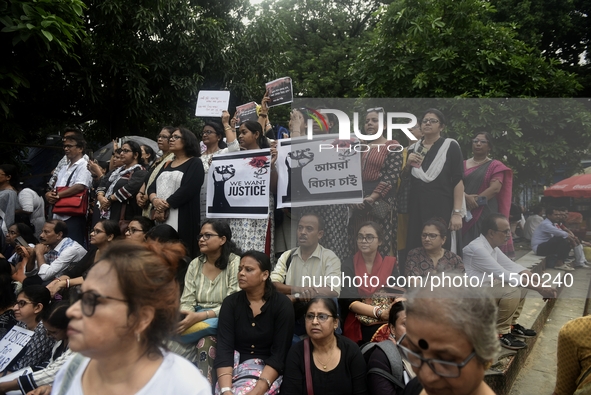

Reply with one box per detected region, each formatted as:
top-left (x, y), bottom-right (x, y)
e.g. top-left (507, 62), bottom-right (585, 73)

top-left (220, 387), bottom-right (233, 395)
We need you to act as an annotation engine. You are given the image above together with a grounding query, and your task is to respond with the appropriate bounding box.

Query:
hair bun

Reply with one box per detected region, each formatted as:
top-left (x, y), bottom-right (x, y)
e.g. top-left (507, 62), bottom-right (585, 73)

top-left (144, 241), bottom-right (186, 273)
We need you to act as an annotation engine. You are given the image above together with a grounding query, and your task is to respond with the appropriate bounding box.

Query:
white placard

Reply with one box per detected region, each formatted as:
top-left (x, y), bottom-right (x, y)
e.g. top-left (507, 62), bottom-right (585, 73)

top-left (276, 134), bottom-right (364, 208)
top-left (0, 326), bottom-right (34, 372)
top-left (195, 91), bottom-right (230, 117)
top-left (206, 149), bottom-right (271, 219)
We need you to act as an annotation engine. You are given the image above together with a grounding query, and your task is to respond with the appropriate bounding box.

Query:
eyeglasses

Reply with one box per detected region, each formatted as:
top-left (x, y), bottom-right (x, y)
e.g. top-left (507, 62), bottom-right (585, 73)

top-left (72, 289), bottom-right (128, 317)
top-left (305, 313), bottom-right (333, 322)
top-left (169, 135), bottom-right (182, 141)
top-left (472, 139), bottom-right (488, 145)
top-left (120, 148), bottom-right (132, 153)
top-left (90, 228), bottom-right (105, 234)
top-left (495, 229), bottom-right (512, 235)
top-left (63, 144), bottom-right (78, 150)
top-left (125, 227), bottom-right (144, 235)
top-left (397, 334), bottom-right (476, 378)
top-left (15, 300), bottom-right (34, 309)
top-left (198, 233), bottom-right (220, 241)
top-left (357, 234), bottom-right (377, 243)
top-left (367, 107), bottom-right (384, 113)
top-left (157, 134), bottom-right (170, 140)
top-left (202, 130), bottom-right (217, 136)
top-left (421, 233), bottom-right (440, 240)
top-left (422, 118), bottom-right (440, 124)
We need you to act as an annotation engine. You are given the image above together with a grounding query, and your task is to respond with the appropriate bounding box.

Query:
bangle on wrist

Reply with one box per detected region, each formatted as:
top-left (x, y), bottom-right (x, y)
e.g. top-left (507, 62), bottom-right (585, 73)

top-left (66, 279), bottom-right (70, 288)
top-left (259, 377), bottom-right (271, 389)
top-left (224, 126), bottom-right (232, 130)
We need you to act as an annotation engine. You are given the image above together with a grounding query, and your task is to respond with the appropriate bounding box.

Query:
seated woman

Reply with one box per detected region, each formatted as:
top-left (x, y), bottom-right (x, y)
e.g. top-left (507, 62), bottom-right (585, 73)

top-left (3, 285), bottom-right (54, 373)
top-left (405, 218), bottom-right (464, 281)
top-left (282, 298), bottom-right (368, 395)
top-left (169, 220), bottom-right (241, 384)
top-left (215, 251), bottom-right (294, 395)
top-left (342, 221), bottom-right (401, 345)
top-left (0, 301), bottom-right (72, 393)
top-left (45, 220), bottom-right (121, 298)
top-left (398, 283), bottom-right (499, 395)
top-left (366, 301), bottom-right (415, 395)
top-left (124, 215), bottom-right (155, 242)
top-left (51, 242), bottom-right (211, 394)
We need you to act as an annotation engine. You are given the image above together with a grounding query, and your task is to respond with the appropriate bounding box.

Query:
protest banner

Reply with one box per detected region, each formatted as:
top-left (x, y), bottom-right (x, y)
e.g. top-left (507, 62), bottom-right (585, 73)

top-left (206, 149), bottom-right (271, 219)
top-left (265, 77), bottom-right (293, 107)
top-left (235, 102), bottom-right (259, 126)
top-left (276, 134), bottom-right (364, 208)
top-left (0, 326), bottom-right (34, 372)
top-left (195, 91), bottom-right (230, 117)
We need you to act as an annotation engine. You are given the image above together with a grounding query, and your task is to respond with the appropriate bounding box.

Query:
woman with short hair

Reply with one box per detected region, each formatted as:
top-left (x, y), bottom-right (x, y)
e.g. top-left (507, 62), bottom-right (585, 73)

top-left (52, 242), bottom-right (211, 394)
top-left (398, 284), bottom-right (499, 395)
top-left (281, 298), bottom-right (368, 395)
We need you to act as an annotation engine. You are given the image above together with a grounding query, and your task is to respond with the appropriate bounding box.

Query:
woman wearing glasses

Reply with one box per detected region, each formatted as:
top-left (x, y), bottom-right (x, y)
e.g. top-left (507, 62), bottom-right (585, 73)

top-left (282, 298), bottom-right (368, 395)
top-left (96, 140), bottom-right (147, 227)
top-left (52, 242), bottom-right (210, 394)
top-left (2, 285), bottom-right (54, 373)
top-left (137, 126), bottom-right (176, 217)
top-left (170, 220), bottom-right (241, 385)
top-left (404, 109), bottom-right (464, 270)
top-left (124, 215), bottom-right (155, 242)
top-left (405, 218), bottom-right (464, 280)
top-left (399, 285), bottom-right (498, 395)
top-left (349, 108), bottom-right (402, 258)
top-left (215, 251), bottom-right (294, 395)
top-left (200, 112), bottom-right (239, 224)
top-left (342, 221), bottom-right (402, 345)
top-left (148, 127), bottom-right (205, 258)
top-left (462, 132), bottom-right (514, 257)
top-left (46, 220), bottom-right (121, 298)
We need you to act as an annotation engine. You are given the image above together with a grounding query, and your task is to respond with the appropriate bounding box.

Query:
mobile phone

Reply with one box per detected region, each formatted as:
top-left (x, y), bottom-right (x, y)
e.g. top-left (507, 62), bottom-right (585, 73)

top-left (15, 236), bottom-right (28, 247)
top-left (411, 146), bottom-right (428, 168)
top-left (476, 196), bottom-right (487, 206)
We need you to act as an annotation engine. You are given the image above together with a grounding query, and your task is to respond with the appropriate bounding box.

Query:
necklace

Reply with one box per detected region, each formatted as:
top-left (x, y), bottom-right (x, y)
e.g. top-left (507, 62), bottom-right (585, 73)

top-left (314, 343), bottom-right (336, 370)
top-left (471, 156), bottom-right (490, 165)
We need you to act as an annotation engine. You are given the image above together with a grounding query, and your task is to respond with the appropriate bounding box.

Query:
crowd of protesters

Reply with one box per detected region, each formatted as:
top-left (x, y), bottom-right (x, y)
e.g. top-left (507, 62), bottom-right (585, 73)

top-left (0, 95), bottom-right (583, 395)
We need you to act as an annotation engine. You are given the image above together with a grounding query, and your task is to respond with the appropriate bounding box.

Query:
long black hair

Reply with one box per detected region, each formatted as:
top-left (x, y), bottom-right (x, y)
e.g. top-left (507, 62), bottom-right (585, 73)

top-left (200, 220), bottom-right (241, 270)
top-left (241, 250), bottom-right (274, 301)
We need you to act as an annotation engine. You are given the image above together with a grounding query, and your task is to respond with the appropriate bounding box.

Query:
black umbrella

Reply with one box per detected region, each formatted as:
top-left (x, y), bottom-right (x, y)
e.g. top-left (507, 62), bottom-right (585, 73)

top-left (94, 136), bottom-right (159, 163)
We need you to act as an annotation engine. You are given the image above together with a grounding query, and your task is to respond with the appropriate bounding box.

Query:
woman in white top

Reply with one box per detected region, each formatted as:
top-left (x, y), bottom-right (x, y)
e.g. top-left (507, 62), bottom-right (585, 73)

top-left (51, 242), bottom-right (210, 395)
top-left (199, 111), bottom-right (239, 223)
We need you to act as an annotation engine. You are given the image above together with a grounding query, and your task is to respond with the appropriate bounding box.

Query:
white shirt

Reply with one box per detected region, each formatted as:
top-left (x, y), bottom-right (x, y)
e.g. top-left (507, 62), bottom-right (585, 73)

top-left (27, 238), bottom-right (86, 280)
top-left (53, 157), bottom-right (92, 221)
top-left (51, 352), bottom-right (211, 395)
top-left (463, 234), bottom-right (526, 281)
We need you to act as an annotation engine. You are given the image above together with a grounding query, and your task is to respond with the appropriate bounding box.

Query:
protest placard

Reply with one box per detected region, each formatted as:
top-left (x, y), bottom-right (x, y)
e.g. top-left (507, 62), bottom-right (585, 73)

top-left (195, 91), bottom-right (230, 117)
top-left (235, 102), bottom-right (259, 126)
top-left (206, 149), bottom-right (271, 219)
top-left (0, 326), bottom-right (34, 372)
top-left (276, 134), bottom-right (364, 208)
top-left (265, 77), bottom-right (293, 107)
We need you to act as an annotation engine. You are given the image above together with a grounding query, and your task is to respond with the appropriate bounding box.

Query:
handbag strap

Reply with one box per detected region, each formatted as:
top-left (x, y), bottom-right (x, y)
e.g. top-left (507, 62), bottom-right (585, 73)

top-left (64, 167), bottom-right (78, 187)
top-left (304, 338), bottom-right (315, 395)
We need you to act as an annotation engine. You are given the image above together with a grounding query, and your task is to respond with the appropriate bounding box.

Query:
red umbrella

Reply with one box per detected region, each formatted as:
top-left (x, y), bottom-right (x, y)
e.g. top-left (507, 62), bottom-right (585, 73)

top-left (544, 174), bottom-right (591, 198)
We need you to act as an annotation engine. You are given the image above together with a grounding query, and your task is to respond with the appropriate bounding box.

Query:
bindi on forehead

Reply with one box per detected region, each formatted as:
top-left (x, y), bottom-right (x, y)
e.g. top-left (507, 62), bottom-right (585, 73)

top-left (419, 339), bottom-right (429, 350)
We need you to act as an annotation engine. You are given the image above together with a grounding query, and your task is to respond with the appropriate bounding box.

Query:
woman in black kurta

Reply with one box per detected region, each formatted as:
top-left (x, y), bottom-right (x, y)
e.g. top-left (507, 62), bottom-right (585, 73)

top-left (215, 251), bottom-right (294, 395)
top-left (148, 128), bottom-right (204, 258)
top-left (404, 109), bottom-right (464, 265)
top-left (97, 141), bottom-right (147, 223)
top-left (281, 298), bottom-right (368, 395)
